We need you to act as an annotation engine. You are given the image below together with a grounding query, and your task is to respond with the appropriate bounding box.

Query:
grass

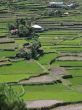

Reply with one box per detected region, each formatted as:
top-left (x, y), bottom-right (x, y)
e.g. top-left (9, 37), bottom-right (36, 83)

top-left (0, 60), bottom-right (43, 75)
top-left (55, 47), bottom-right (82, 52)
top-left (22, 84), bottom-right (82, 101)
top-left (38, 53), bottom-right (58, 65)
top-left (0, 60), bottom-right (44, 82)
top-left (0, 74), bottom-right (29, 83)
top-left (0, 43), bottom-right (17, 50)
top-left (0, 0), bottom-right (82, 103)
top-left (69, 77), bottom-right (82, 86)
top-left (51, 61), bottom-right (82, 67)
top-left (68, 69), bottom-right (82, 76)
top-left (60, 37), bottom-right (82, 45)
top-left (40, 30), bottom-right (79, 35)
top-left (42, 46), bottom-right (57, 53)
top-left (40, 14), bottom-right (82, 22)
top-left (15, 39), bottom-right (28, 48)
top-left (0, 51), bottom-right (17, 58)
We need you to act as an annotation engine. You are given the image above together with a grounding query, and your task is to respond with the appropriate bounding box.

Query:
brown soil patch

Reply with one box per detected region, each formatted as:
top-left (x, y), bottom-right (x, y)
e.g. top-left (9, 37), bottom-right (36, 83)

top-left (50, 67), bottom-right (66, 75)
top-left (25, 100), bottom-right (63, 109)
top-left (19, 67), bottom-right (68, 85)
top-left (0, 38), bottom-right (14, 44)
top-left (61, 52), bottom-right (82, 56)
top-left (0, 61), bottom-right (11, 66)
top-left (57, 56), bottom-right (82, 61)
top-left (0, 58), bottom-right (11, 66)
top-left (19, 74), bottom-right (55, 85)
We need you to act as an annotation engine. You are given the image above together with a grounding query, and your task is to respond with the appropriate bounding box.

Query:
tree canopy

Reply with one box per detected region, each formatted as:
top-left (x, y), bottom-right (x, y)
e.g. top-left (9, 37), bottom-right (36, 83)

top-left (0, 84), bottom-right (27, 110)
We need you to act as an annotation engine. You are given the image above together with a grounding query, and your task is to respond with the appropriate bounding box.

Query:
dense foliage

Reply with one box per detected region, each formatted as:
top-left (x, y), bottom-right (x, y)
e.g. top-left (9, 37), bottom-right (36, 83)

top-left (9, 18), bottom-right (33, 38)
top-left (0, 85), bottom-right (27, 110)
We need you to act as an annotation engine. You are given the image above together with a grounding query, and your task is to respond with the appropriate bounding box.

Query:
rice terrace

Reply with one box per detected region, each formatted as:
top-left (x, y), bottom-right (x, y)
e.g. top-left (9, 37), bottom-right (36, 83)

top-left (1, 0), bottom-right (82, 110)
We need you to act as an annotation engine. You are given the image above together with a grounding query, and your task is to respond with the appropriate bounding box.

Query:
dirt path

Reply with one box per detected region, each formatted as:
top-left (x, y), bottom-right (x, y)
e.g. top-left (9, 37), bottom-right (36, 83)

top-left (35, 61), bottom-right (48, 73)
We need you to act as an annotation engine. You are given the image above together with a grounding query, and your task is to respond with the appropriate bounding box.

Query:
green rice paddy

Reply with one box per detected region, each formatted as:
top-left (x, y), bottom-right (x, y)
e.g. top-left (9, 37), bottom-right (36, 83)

top-left (0, 0), bottom-right (82, 103)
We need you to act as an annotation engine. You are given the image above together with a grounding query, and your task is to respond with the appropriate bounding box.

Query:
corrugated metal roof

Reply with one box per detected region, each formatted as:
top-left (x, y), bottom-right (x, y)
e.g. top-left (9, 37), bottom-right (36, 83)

top-left (32, 25), bottom-right (42, 29)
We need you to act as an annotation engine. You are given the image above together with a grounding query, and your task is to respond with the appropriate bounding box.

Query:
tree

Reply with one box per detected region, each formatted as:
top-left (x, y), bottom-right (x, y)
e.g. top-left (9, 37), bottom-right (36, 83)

top-left (13, 18), bottom-right (33, 37)
top-left (18, 24), bottom-right (29, 37)
top-left (0, 84), bottom-right (27, 110)
top-left (31, 36), bottom-right (43, 59)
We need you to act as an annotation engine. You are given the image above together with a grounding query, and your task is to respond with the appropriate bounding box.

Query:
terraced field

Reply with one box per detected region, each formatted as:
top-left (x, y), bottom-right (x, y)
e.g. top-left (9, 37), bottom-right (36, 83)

top-left (0, 0), bottom-right (82, 109)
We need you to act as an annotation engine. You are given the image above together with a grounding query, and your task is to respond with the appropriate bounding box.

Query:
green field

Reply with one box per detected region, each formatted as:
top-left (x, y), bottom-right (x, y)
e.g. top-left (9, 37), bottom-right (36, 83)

top-left (22, 84), bottom-right (82, 101)
top-left (0, 0), bottom-right (82, 104)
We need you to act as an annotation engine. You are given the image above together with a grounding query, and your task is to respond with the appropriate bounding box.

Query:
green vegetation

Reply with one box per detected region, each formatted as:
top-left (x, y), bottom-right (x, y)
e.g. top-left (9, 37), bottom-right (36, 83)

top-left (0, 84), bottom-right (27, 110)
top-left (0, 0), bottom-right (82, 106)
top-left (22, 84), bottom-right (82, 102)
top-left (0, 51), bottom-right (17, 58)
top-left (0, 60), bottom-right (43, 74)
top-left (52, 61), bottom-right (82, 67)
top-left (38, 53), bottom-right (58, 65)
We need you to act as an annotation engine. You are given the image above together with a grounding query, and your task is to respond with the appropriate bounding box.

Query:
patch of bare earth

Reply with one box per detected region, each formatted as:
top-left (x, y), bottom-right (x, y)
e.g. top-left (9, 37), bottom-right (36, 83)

top-left (19, 67), bottom-right (68, 85)
top-left (25, 100), bottom-right (63, 109)
top-left (0, 59), bottom-right (11, 66)
top-left (61, 52), bottom-right (82, 56)
top-left (57, 56), bottom-right (82, 61)
top-left (19, 74), bottom-right (55, 84)
top-left (50, 67), bottom-right (66, 76)
top-left (0, 38), bottom-right (14, 43)
top-left (52, 104), bottom-right (82, 110)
